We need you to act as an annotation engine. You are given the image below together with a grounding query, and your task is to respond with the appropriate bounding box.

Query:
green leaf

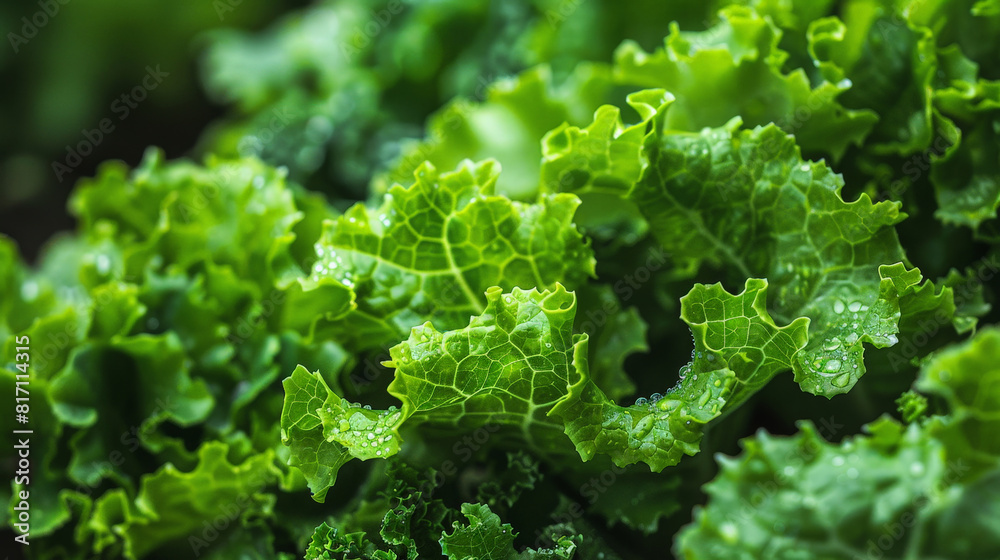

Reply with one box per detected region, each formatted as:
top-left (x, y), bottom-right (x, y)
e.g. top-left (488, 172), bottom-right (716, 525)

top-left (283, 278), bottom-right (808, 476)
top-left (930, 48), bottom-right (1000, 233)
top-left (677, 418), bottom-right (951, 559)
top-left (376, 65), bottom-right (614, 201)
top-left (680, 328), bottom-right (1000, 559)
top-left (476, 452), bottom-right (543, 514)
top-left (896, 389), bottom-right (929, 422)
top-left (309, 160), bottom-right (595, 353)
top-left (552, 279), bottom-right (807, 471)
top-left (384, 285), bottom-right (583, 453)
top-left (440, 503), bottom-right (579, 560)
top-left (544, 92), bottom-right (929, 396)
top-left (280, 365), bottom-right (355, 502)
top-left (906, 0), bottom-right (1000, 78)
top-left (87, 442), bottom-right (281, 559)
top-left (615, 6), bottom-right (876, 159)
top-left (71, 149), bottom-right (304, 289)
top-left (49, 335), bottom-right (215, 487)
top-left (305, 523), bottom-right (397, 560)
top-left (915, 327), bottom-right (1000, 477)
top-left (569, 465), bottom-right (682, 535)
top-left (807, 6), bottom-right (937, 156)
top-left (283, 286), bottom-right (589, 489)
top-left (378, 462), bottom-right (456, 559)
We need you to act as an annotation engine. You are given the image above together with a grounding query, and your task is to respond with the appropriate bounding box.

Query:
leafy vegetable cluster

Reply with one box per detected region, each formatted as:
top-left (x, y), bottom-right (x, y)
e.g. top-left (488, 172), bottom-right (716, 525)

top-left (3, 0), bottom-right (999, 558)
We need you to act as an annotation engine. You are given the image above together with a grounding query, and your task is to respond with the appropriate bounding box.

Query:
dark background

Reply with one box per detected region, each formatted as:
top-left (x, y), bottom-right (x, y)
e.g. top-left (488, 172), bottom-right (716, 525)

top-left (0, 0), bottom-right (307, 262)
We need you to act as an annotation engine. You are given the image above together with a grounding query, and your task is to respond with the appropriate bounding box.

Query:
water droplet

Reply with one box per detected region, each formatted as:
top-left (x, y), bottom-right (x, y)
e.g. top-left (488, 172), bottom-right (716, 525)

top-left (848, 301), bottom-right (862, 312)
top-left (832, 373), bottom-right (852, 388)
top-left (20, 281), bottom-right (38, 301)
top-left (823, 338), bottom-right (841, 351)
top-left (910, 462), bottom-right (924, 476)
top-left (631, 415), bottom-right (654, 439)
top-left (367, 433), bottom-right (375, 440)
top-left (658, 399), bottom-right (681, 412)
top-left (824, 359), bottom-right (841, 372)
top-left (833, 300), bottom-right (846, 314)
top-left (713, 379), bottom-right (721, 387)
top-left (338, 420), bottom-right (351, 432)
top-left (698, 390), bottom-right (712, 407)
top-left (95, 254), bottom-right (111, 275)
top-left (635, 397), bottom-right (648, 406)
top-left (886, 334), bottom-right (898, 345)
top-left (832, 456), bottom-right (845, 466)
top-left (846, 467), bottom-right (859, 479)
top-left (719, 522), bottom-right (738, 541)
